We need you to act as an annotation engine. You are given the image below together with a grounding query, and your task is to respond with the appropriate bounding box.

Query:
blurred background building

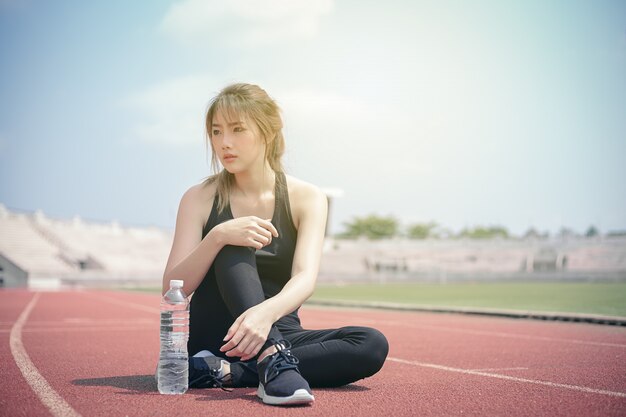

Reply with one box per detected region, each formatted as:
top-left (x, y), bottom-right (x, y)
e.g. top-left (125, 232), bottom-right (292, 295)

top-left (2, 203), bottom-right (624, 289)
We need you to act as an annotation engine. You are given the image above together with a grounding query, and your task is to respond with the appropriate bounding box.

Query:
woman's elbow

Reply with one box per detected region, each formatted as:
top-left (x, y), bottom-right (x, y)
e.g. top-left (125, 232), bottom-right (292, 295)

top-left (161, 273), bottom-right (169, 296)
top-left (162, 271), bottom-right (182, 296)
top-left (304, 277), bottom-right (317, 299)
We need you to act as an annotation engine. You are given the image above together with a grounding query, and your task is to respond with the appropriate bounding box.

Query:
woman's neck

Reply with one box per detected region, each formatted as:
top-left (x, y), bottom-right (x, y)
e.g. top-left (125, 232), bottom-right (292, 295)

top-left (232, 163), bottom-right (276, 198)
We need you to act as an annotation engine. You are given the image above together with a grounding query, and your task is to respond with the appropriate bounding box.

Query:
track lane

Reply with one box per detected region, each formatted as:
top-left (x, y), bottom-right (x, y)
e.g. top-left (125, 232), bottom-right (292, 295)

top-left (0, 291), bottom-right (53, 417)
top-left (2, 290), bottom-right (625, 417)
top-left (299, 308), bottom-right (626, 394)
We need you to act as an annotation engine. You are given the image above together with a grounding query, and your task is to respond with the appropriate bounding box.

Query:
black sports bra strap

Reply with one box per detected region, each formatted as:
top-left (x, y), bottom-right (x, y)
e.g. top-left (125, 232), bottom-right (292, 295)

top-left (276, 171), bottom-right (287, 198)
top-left (203, 171), bottom-right (296, 238)
top-left (202, 191), bottom-right (221, 237)
top-left (276, 171), bottom-right (297, 234)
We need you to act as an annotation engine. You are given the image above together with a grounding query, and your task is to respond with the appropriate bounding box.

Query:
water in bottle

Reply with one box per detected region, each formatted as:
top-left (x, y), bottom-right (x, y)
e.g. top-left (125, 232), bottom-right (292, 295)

top-left (158, 279), bottom-right (189, 394)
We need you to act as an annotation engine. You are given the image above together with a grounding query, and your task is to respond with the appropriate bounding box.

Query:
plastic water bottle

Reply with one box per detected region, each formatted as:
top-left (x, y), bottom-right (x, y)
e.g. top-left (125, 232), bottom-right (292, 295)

top-left (158, 279), bottom-right (189, 394)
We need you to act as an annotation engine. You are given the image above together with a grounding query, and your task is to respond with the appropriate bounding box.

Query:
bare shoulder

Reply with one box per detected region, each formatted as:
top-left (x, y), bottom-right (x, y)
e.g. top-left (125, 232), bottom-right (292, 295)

top-left (180, 180), bottom-right (217, 229)
top-left (284, 174), bottom-right (326, 202)
top-left (182, 181), bottom-right (216, 205)
top-left (284, 174), bottom-right (328, 229)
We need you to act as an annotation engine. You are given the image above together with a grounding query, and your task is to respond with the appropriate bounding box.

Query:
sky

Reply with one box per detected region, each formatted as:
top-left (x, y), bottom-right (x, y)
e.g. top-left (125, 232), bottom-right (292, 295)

top-left (1, 0), bottom-right (625, 236)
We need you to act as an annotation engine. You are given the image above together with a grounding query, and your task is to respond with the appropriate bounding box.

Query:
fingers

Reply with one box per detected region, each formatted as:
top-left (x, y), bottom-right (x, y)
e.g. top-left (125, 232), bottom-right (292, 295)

top-left (240, 224), bottom-right (270, 249)
top-left (246, 234), bottom-right (266, 250)
top-left (222, 314), bottom-right (243, 343)
top-left (252, 225), bottom-right (272, 240)
top-left (223, 216), bottom-right (278, 249)
top-left (219, 313), bottom-right (267, 359)
top-left (220, 322), bottom-right (245, 352)
top-left (220, 338), bottom-right (239, 353)
top-left (251, 231), bottom-right (272, 247)
top-left (224, 341), bottom-right (264, 360)
top-left (240, 340), bottom-right (264, 361)
top-left (255, 217), bottom-right (278, 238)
top-left (249, 218), bottom-right (277, 248)
top-left (225, 333), bottom-right (254, 358)
top-left (220, 330), bottom-right (265, 359)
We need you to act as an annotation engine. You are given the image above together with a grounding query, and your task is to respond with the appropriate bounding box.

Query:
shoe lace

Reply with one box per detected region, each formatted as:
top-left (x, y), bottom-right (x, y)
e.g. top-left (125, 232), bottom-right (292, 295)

top-left (189, 365), bottom-right (232, 392)
top-left (189, 372), bottom-right (233, 392)
top-left (264, 339), bottom-right (300, 383)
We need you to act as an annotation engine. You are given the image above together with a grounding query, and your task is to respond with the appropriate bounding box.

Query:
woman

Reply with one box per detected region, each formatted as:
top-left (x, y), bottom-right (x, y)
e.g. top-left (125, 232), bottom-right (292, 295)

top-left (162, 83), bottom-right (388, 406)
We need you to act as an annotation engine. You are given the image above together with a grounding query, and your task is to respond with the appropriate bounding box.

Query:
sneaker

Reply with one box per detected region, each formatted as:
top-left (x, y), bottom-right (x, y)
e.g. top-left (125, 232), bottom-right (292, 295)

top-left (155, 351), bottom-right (223, 384)
top-left (193, 350), bottom-right (216, 358)
top-left (189, 355), bottom-right (232, 390)
top-left (256, 339), bottom-right (314, 406)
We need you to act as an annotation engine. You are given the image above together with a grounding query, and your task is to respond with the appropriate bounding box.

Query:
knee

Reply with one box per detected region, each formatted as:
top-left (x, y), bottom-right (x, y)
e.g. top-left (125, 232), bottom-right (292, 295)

top-left (356, 327), bottom-right (389, 377)
top-left (216, 244), bottom-right (255, 260)
top-left (214, 245), bottom-right (255, 271)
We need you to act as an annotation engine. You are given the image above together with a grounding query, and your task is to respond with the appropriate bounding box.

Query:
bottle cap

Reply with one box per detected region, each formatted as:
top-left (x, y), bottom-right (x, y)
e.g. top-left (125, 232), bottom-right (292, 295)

top-left (170, 279), bottom-right (184, 288)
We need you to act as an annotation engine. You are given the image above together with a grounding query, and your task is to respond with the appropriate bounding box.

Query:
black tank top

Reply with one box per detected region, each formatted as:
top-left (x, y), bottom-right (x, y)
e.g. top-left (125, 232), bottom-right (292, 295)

top-left (193, 171), bottom-right (301, 324)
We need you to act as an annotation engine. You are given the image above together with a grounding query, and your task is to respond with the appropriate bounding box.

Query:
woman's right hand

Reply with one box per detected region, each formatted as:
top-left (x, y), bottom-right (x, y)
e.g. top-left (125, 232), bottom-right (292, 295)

top-left (214, 216), bottom-right (279, 249)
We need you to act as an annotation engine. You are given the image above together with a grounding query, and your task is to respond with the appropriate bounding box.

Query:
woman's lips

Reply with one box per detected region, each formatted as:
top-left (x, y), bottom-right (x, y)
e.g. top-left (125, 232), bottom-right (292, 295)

top-left (223, 154), bottom-right (237, 163)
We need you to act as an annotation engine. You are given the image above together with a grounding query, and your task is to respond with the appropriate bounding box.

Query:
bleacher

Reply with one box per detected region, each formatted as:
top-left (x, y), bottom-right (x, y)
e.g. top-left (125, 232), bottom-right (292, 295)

top-left (319, 236), bottom-right (626, 283)
top-left (1, 203), bottom-right (625, 288)
top-left (0, 205), bottom-right (171, 288)
top-left (0, 209), bottom-right (76, 278)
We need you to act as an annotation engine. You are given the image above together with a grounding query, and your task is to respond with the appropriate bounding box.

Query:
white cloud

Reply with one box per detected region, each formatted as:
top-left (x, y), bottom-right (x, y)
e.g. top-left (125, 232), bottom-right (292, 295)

top-left (121, 76), bottom-right (365, 150)
top-left (160, 0), bottom-right (333, 46)
top-left (122, 74), bottom-right (222, 146)
top-left (123, 74), bottom-right (457, 213)
top-left (276, 88), bottom-right (368, 130)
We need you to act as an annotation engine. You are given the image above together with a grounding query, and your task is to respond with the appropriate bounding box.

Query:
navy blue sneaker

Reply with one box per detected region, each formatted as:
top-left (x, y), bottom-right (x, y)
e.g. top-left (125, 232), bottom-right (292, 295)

top-left (189, 355), bottom-right (232, 390)
top-left (256, 339), bottom-right (314, 406)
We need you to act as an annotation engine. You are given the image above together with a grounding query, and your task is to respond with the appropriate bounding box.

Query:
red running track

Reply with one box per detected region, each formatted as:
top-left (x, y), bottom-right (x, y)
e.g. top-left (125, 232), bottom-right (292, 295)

top-left (1, 289), bottom-right (625, 417)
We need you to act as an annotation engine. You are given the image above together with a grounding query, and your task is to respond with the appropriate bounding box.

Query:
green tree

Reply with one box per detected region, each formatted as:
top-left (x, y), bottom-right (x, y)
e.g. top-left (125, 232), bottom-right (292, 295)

top-left (523, 227), bottom-right (549, 239)
top-left (340, 215), bottom-right (398, 239)
top-left (458, 226), bottom-right (509, 239)
top-left (558, 227), bottom-right (577, 238)
top-left (585, 225), bottom-right (599, 237)
top-left (407, 222), bottom-right (438, 239)
top-left (607, 230), bottom-right (626, 237)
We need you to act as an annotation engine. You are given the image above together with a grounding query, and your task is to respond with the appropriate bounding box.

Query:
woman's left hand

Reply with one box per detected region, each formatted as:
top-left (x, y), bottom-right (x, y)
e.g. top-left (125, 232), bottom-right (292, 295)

top-left (219, 304), bottom-right (274, 361)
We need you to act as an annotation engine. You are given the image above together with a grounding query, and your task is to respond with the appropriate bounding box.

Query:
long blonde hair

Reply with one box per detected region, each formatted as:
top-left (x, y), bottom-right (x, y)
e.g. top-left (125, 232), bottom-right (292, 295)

top-left (203, 83), bottom-right (286, 213)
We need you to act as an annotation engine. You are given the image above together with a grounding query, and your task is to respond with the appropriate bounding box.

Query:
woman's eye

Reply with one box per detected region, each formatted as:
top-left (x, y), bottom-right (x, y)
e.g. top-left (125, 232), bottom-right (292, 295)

top-left (234, 127), bottom-right (244, 132)
top-left (212, 129), bottom-right (221, 136)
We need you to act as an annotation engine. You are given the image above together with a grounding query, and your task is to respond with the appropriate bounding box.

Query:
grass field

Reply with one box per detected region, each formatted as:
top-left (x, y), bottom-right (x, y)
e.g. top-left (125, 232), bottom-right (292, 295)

top-left (136, 281), bottom-right (626, 317)
top-left (310, 282), bottom-right (626, 317)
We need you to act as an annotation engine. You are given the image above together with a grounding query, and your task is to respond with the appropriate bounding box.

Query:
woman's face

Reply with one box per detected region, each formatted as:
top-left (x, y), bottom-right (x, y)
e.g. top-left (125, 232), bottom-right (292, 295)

top-left (210, 110), bottom-right (266, 174)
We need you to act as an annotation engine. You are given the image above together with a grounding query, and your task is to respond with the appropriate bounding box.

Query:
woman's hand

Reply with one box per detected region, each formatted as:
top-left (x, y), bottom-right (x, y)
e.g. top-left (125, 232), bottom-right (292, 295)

top-left (215, 216), bottom-right (278, 249)
top-left (219, 304), bottom-right (275, 361)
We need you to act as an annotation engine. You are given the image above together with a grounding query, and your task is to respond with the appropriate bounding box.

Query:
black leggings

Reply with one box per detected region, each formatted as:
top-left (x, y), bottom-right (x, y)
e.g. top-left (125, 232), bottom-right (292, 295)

top-left (197, 245), bottom-right (389, 388)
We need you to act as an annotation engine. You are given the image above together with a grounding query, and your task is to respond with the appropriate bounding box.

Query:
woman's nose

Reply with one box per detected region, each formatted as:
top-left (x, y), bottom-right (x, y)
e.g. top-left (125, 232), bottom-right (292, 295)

top-left (221, 133), bottom-right (233, 148)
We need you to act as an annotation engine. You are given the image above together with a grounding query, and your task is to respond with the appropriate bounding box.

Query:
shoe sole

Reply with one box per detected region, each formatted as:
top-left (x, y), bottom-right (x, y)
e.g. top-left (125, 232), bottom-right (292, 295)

top-left (257, 384), bottom-right (314, 406)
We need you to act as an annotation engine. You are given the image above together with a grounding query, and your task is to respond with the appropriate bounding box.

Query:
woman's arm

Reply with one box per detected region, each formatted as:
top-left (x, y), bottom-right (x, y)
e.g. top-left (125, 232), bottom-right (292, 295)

top-left (262, 182), bottom-right (328, 319)
top-left (162, 184), bottom-right (222, 296)
top-left (163, 184), bottom-right (279, 297)
top-left (220, 180), bottom-right (328, 360)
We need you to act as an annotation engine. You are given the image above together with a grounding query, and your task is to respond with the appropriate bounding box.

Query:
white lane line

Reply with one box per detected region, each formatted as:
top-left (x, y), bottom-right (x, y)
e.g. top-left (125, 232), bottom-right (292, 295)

top-left (9, 293), bottom-right (82, 417)
top-left (336, 317), bottom-right (626, 348)
top-left (387, 357), bottom-right (626, 398)
top-left (469, 367), bottom-right (529, 372)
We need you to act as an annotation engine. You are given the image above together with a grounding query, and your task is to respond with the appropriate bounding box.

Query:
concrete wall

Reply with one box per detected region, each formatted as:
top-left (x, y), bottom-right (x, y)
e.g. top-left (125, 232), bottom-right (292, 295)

top-left (0, 252), bottom-right (28, 287)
